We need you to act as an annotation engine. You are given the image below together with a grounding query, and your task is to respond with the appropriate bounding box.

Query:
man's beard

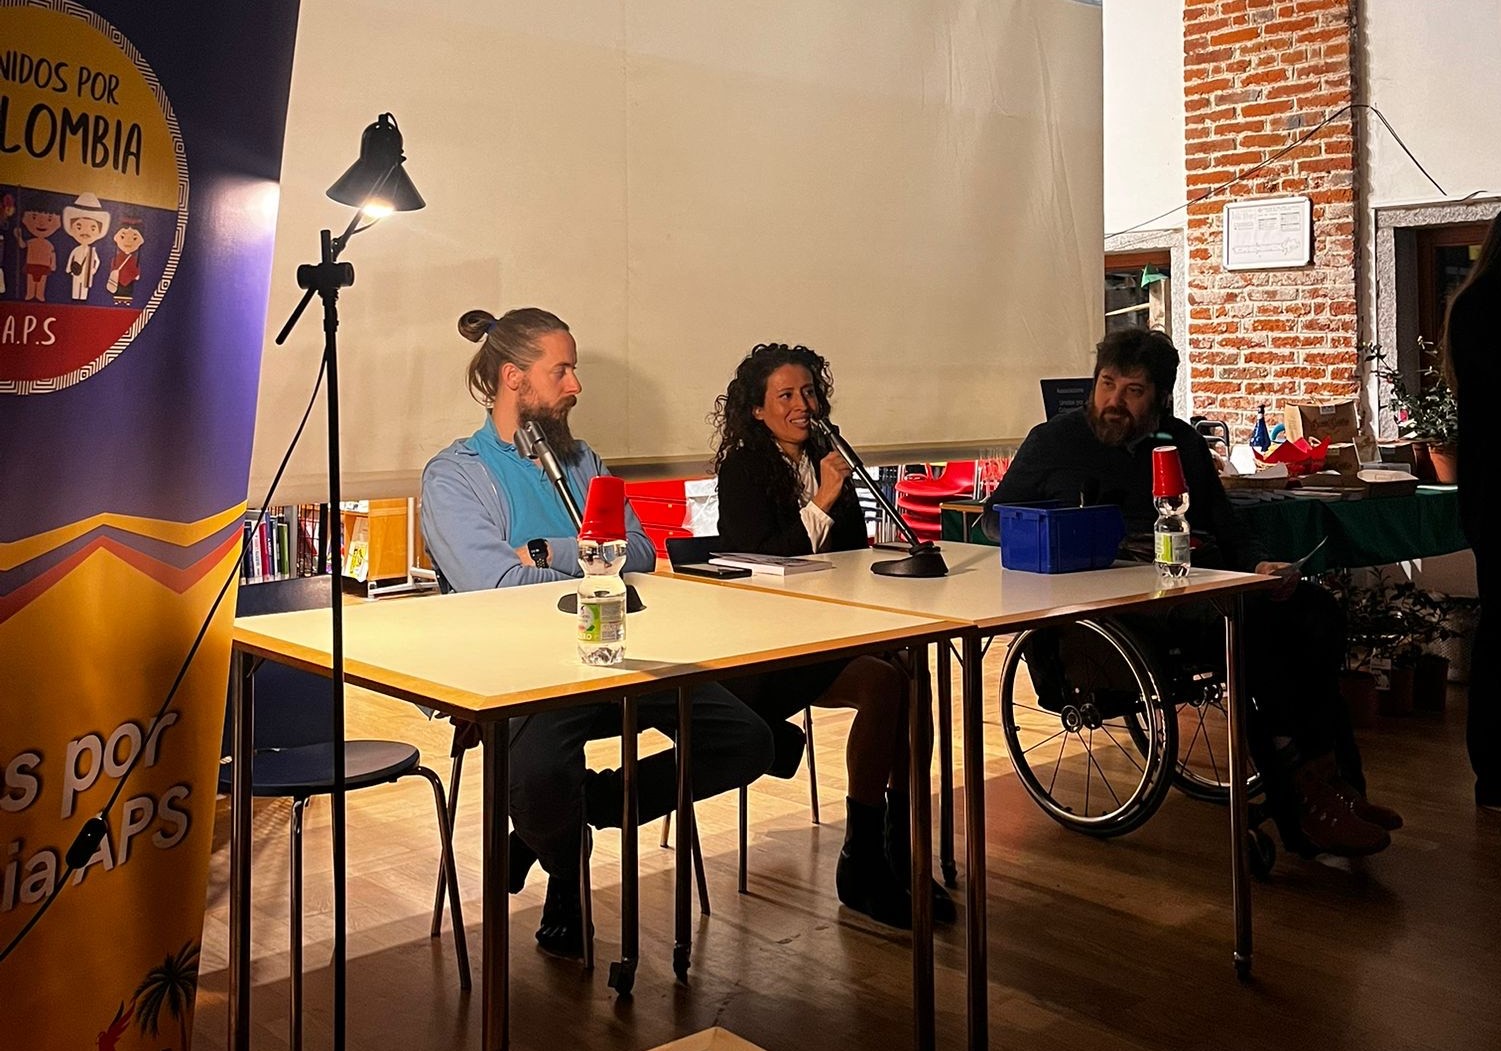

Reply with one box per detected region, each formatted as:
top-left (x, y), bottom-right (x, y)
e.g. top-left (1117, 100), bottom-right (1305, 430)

top-left (1087, 402), bottom-right (1153, 447)
top-left (519, 389), bottom-right (580, 463)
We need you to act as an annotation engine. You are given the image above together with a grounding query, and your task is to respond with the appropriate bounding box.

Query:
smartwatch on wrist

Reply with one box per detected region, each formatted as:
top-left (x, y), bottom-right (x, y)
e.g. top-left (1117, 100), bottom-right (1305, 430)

top-left (526, 538), bottom-right (550, 569)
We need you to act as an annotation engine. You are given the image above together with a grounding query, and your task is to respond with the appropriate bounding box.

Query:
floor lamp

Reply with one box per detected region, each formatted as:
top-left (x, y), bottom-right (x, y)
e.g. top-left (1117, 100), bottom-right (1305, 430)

top-left (270, 112), bottom-right (424, 1051)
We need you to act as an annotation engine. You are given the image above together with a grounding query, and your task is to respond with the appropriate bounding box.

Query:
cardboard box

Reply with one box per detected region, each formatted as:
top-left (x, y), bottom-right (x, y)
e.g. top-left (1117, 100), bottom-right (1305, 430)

top-left (1323, 442), bottom-right (1361, 476)
top-left (1283, 399), bottom-right (1358, 446)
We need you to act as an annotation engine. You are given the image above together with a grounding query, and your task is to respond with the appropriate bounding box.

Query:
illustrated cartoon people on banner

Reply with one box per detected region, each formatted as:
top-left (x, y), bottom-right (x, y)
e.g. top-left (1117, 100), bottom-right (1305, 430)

top-left (108, 219), bottom-right (146, 304)
top-left (63, 193), bottom-right (111, 301)
top-left (0, 192), bottom-right (14, 295)
top-left (18, 207), bottom-right (61, 304)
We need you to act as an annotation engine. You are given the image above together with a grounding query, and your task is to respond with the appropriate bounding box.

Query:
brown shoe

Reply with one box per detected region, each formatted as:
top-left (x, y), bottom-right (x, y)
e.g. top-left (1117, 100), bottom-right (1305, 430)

top-left (1293, 759), bottom-right (1391, 857)
top-left (1330, 779), bottom-right (1404, 831)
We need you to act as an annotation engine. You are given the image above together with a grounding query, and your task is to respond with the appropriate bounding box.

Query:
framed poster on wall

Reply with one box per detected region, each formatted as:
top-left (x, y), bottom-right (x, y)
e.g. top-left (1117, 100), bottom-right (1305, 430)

top-left (1222, 195), bottom-right (1312, 270)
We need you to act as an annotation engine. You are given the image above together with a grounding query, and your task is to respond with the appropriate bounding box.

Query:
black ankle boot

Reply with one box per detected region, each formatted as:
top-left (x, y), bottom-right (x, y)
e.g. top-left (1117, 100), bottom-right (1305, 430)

top-left (884, 788), bottom-right (957, 925)
top-left (536, 873), bottom-right (591, 958)
top-left (837, 797), bottom-right (912, 929)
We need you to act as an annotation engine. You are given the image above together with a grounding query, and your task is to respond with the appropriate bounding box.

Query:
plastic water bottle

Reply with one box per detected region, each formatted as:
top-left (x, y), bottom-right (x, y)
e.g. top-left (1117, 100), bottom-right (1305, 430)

top-left (1151, 445), bottom-right (1191, 586)
top-left (577, 538), bottom-right (628, 665)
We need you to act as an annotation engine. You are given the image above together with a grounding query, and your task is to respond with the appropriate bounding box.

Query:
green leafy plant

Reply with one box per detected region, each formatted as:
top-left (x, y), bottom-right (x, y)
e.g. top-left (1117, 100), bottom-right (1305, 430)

top-left (1366, 340), bottom-right (1459, 446)
top-left (1323, 570), bottom-right (1467, 668)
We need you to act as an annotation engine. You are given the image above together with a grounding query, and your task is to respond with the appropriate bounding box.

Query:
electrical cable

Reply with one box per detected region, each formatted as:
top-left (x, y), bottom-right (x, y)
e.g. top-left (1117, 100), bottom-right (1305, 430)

top-left (0, 351), bottom-right (331, 966)
top-left (1107, 102), bottom-right (1447, 240)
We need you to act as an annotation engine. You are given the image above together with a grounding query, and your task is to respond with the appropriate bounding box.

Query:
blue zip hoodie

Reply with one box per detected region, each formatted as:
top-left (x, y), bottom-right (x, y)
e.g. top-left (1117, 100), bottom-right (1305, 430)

top-left (420, 433), bottom-right (655, 592)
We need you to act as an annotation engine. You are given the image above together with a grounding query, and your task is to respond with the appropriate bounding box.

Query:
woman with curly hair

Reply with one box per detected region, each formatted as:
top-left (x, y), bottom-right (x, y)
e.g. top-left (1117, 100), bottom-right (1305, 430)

top-left (711, 342), bottom-right (954, 928)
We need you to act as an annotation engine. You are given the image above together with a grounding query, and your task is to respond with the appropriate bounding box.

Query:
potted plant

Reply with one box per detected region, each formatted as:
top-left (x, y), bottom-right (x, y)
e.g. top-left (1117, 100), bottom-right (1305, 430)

top-left (1336, 576), bottom-right (1464, 715)
top-left (1386, 582), bottom-right (1466, 713)
top-left (1324, 570), bottom-right (1402, 725)
top-left (1368, 341), bottom-right (1459, 483)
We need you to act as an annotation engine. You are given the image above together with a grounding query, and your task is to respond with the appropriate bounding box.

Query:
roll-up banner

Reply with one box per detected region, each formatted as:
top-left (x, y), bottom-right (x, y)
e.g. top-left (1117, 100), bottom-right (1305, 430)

top-left (1, 2), bottom-right (300, 1046)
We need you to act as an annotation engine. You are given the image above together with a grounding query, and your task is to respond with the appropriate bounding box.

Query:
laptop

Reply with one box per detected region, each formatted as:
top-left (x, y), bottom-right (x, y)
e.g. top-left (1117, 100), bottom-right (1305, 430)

top-left (1040, 377), bottom-right (1092, 420)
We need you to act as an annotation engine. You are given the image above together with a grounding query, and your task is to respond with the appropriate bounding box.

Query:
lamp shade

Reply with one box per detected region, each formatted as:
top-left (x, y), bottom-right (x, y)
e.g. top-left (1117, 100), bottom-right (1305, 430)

top-left (326, 113), bottom-right (424, 212)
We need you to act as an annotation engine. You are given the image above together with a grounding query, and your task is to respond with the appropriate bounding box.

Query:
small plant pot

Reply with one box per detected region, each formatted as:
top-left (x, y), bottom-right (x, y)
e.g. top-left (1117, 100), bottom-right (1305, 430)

top-left (1414, 652), bottom-right (1451, 713)
top-left (1340, 669), bottom-right (1380, 728)
top-left (1426, 443), bottom-right (1459, 485)
top-left (1379, 663), bottom-right (1416, 717)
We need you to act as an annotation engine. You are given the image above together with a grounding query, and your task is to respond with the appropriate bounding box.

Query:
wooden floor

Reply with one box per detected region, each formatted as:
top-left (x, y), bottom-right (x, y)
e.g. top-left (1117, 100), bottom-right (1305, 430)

top-left (191, 651), bottom-right (1501, 1051)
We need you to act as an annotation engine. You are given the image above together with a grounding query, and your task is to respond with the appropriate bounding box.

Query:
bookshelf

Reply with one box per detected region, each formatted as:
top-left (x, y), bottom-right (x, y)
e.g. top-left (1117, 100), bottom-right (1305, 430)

top-left (338, 497), bottom-right (437, 597)
top-left (240, 504), bottom-right (330, 583)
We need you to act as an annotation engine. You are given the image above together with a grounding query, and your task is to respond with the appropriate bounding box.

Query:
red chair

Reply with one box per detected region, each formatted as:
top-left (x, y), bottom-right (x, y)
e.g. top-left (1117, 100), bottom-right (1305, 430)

top-left (895, 459), bottom-right (977, 500)
top-left (894, 460), bottom-right (977, 540)
top-left (623, 478), bottom-right (690, 559)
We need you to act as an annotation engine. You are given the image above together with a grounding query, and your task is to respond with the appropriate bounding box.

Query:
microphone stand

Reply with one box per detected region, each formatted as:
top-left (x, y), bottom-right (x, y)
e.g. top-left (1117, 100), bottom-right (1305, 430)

top-left (811, 417), bottom-right (948, 577)
top-left (268, 202), bottom-right (373, 1051)
top-left (515, 420), bottom-right (582, 528)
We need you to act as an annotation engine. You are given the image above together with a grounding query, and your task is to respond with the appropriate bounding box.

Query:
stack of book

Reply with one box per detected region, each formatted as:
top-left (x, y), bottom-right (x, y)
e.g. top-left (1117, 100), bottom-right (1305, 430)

top-left (241, 503), bottom-right (327, 583)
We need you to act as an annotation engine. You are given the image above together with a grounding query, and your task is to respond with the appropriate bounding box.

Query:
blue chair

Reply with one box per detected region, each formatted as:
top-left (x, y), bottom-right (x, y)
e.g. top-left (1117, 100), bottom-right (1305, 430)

top-left (224, 575), bottom-right (469, 1050)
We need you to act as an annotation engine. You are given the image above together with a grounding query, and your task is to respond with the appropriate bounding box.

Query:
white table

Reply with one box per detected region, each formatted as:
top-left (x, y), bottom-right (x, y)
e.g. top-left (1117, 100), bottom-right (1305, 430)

top-left (229, 573), bottom-right (963, 1051)
top-left (667, 542), bottom-right (1277, 1051)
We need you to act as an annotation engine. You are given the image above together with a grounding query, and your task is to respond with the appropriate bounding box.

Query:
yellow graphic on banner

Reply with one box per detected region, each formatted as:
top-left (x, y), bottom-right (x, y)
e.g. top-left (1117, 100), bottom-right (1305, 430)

top-left (0, 7), bottom-right (179, 207)
top-left (0, 504), bottom-right (244, 571)
top-left (0, 541), bottom-right (237, 1051)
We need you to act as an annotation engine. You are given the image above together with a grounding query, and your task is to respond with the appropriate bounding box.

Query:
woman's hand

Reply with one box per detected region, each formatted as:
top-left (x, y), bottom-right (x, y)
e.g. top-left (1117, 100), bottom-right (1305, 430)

top-left (811, 450), bottom-right (853, 513)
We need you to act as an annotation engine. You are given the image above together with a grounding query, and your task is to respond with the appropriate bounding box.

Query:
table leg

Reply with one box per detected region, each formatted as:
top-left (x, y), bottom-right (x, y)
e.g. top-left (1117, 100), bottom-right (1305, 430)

top-left (962, 632), bottom-right (989, 1051)
top-left (229, 650), bottom-right (253, 1051)
top-left (936, 642), bottom-right (957, 888)
top-left (1221, 594), bottom-right (1254, 978)
top-left (481, 720), bottom-right (510, 1051)
top-left (674, 685), bottom-right (694, 981)
top-left (909, 644), bottom-right (935, 1051)
top-left (608, 696), bottom-right (639, 996)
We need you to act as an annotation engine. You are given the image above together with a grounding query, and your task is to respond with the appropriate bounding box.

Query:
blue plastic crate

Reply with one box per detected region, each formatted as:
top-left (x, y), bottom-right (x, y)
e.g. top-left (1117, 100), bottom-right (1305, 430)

top-left (993, 502), bottom-right (1126, 573)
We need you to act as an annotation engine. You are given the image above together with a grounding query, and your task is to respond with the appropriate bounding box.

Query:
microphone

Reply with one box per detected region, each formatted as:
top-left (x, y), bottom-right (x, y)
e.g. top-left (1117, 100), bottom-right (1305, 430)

top-left (810, 414), bottom-right (947, 578)
top-left (516, 420), bottom-right (582, 529)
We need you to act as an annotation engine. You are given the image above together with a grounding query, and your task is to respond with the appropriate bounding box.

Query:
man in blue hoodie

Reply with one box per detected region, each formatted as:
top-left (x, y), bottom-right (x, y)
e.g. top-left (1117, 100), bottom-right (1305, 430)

top-left (422, 306), bottom-right (773, 957)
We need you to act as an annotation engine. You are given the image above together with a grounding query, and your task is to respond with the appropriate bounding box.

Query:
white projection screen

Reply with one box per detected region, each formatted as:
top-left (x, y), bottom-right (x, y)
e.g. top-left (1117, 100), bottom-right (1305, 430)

top-left (249, 0), bottom-right (1103, 503)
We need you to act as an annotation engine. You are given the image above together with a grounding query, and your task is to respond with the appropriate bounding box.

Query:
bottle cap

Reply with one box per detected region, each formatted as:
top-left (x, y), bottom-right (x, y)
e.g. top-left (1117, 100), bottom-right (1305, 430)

top-left (578, 475), bottom-right (627, 541)
top-left (1152, 445), bottom-right (1187, 497)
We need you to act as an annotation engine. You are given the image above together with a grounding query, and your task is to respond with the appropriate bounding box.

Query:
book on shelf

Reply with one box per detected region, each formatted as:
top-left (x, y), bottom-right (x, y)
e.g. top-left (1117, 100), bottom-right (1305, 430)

top-left (239, 503), bottom-right (331, 584)
top-left (708, 551), bottom-right (834, 576)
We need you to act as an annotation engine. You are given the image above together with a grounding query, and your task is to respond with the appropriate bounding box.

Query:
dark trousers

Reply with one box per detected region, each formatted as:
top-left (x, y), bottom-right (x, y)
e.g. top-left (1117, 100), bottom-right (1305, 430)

top-left (506, 683), bottom-right (774, 878)
top-left (1469, 542), bottom-right (1497, 803)
top-left (1122, 580), bottom-right (1363, 805)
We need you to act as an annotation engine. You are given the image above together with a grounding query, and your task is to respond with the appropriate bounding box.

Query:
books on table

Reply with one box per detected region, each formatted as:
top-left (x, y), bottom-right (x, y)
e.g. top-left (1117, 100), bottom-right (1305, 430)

top-left (708, 552), bottom-right (834, 576)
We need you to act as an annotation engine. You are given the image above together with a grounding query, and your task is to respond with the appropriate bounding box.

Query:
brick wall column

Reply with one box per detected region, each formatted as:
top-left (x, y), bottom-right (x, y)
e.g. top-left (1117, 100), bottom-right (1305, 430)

top-left (1183, 0), bottom-right (1359, 439)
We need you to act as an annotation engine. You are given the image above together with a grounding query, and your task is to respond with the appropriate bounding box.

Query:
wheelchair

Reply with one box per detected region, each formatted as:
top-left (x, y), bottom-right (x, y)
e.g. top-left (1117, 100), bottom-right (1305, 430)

top-left (996, 615), bottom-right (1278, 878)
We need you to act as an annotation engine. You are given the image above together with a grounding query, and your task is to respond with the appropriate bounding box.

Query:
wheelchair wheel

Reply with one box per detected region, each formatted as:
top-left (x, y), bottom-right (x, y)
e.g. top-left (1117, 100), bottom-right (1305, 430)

top-left (998, 620), bottom-right (1178, 837)
top-left (1168, 674), bottom-right (1265, 803)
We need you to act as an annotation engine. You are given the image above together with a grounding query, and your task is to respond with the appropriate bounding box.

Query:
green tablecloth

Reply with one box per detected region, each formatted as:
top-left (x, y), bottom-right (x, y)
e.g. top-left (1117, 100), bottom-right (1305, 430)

top-left (940, 486), bottom-right (1468, 572)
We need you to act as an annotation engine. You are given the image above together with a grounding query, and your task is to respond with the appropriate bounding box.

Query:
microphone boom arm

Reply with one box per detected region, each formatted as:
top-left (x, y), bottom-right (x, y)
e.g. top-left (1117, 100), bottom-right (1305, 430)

top-left (517, 421), bottom-right (583, 529)
top-left (811, 417), bottom-right (947, 577)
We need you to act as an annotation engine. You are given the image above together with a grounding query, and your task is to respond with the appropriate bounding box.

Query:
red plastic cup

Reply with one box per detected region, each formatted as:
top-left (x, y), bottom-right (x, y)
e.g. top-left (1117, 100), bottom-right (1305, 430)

top-left (579, 475), bottom-right (627, 541)
top-left (1152, 445), bottom-right (1187, 497)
